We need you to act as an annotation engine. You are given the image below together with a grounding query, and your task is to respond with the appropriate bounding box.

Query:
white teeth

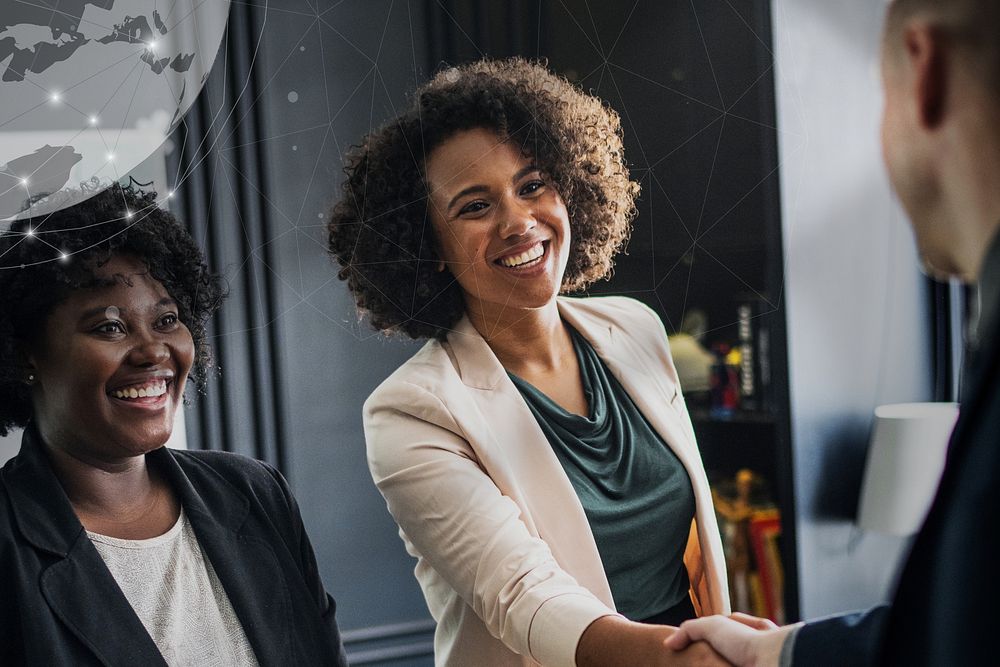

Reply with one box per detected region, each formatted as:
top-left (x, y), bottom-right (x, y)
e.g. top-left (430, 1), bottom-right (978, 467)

top-left (499, 243), bottom-right (545, 268)
top-left (112, 381), bottom-right (167, 400)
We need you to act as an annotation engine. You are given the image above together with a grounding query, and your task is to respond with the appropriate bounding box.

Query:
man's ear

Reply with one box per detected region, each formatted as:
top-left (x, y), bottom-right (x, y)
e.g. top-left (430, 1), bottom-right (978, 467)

top-left (905, 22), bottom-right (948, 129)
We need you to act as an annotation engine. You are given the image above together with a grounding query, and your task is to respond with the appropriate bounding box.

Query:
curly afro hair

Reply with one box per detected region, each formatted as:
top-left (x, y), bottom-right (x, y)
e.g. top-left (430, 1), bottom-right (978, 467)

top-left (0, 182), bottom-right (225, 436)
top-left (327, 57), bottom-right (640, 340)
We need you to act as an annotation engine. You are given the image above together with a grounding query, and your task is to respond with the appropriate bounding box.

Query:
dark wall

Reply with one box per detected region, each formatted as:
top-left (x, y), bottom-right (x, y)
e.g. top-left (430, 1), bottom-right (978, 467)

top-left (170, 3), bottom-right (436, 664)
top-left (428, 1), bottom-right (782, 346)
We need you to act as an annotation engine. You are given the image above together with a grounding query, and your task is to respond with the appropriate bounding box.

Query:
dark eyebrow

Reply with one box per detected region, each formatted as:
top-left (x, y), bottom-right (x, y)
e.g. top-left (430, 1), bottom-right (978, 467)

top-left (512, 164), bottom-right (540, 183)
top-left (444, 164), bottom-right (541, 214)
top-left (446, 185), bottom-right (489, 214)
top-left (78, 297), bottom-right (177, 321)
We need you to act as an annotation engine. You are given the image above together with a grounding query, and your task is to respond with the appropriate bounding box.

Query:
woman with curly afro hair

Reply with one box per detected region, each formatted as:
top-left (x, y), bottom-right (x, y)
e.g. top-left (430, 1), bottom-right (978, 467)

top-left (328, 58), bottom-right (730, 666)
top-left (0, 183), bottom-right (347, 665)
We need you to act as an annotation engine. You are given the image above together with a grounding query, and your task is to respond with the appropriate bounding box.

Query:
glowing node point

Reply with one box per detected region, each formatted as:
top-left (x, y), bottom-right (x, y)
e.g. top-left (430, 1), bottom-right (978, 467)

top-left (25, 228), bottom-right (33, 237)
top-left (106, 153), bottom-right (115, 162)
top-left (59, 252), bottom-right (69, 261)
top-left (125, 210), bottom-right (134, 219)
top-left (167, 191), bottom-right (174, 198)
top-left (148, 40), bottom-right (158, 52)
top-left (49, 92), bottom-right (61, 103)
top-left (20, 178), bottom-right (28, 187)
top-left (89, 116), bottom-right (98, 125)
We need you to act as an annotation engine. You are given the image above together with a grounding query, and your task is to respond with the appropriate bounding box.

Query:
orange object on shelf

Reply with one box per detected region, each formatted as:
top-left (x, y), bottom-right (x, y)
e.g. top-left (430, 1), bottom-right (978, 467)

top-left (712, 469), bottom-right (784, 623)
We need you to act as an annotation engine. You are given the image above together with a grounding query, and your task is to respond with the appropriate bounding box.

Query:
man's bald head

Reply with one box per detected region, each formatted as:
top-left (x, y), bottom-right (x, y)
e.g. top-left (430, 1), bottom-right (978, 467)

top-left (885, 0), bottom-right (1000, 96)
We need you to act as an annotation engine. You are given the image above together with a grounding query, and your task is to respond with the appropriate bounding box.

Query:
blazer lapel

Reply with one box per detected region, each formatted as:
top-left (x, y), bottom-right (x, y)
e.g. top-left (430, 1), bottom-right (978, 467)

top-left (559, 298), bottom-right (727, 614)
top-left (558, 300), bottom-right (702, 471)
top-left (445, 315), bottom-right (616, 608)
top-left (160, 450), bottom-right (294, 665)
top-left (950, 305), bottom-right (1000, 464)
top-left (5, 426), bottom-right (165, 666)
top-left (922, 299), bottom-right (1000, 540)
top-left (443, 298), bottom-right (726, 614)
top-left (41, 541), bottom-right (167, 666)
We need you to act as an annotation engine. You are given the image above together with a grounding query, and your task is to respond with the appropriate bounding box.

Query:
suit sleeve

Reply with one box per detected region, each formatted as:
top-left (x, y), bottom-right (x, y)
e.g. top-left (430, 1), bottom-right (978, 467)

top-left (364, 381), bottom-right (617, 667)
top-left (792, 606), bottom-right (889, 666)
top-left (260, 462), bottom-right (349, 667)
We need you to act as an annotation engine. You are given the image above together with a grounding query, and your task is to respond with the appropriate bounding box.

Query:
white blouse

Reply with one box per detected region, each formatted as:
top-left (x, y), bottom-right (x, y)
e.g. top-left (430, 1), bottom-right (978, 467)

top-left (88, 509), bottom-right (258, 666)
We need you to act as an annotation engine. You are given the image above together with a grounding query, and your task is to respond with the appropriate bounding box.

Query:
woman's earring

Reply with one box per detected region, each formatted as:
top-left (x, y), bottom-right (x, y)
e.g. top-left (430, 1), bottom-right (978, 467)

top-left (26, 373), bottom-right (35, 384)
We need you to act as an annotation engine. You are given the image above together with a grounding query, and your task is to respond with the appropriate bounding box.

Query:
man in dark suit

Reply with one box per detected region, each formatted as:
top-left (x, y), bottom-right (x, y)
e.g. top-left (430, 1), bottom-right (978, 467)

top-left (665, 0), bottom-right (1000, 664)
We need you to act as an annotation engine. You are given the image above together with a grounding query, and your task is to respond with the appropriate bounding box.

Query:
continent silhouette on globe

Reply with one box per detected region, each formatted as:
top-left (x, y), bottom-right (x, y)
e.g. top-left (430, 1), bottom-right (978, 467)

top-left (0, 0), bottom-right (230, 219)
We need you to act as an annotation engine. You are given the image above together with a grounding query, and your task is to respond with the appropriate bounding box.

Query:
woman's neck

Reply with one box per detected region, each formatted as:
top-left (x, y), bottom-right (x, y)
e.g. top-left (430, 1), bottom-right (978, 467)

top-left (45, 441), bottom-right (153, 512)
top-left (467, 300), bottom-right (574, 375)
top-left (43, 440), bottom-right (178, 538)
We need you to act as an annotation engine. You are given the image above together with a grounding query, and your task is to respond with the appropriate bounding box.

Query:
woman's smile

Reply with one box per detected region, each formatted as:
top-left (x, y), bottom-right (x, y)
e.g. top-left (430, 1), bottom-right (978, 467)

top-left (107, 375), bottom-right (173, 408)
top-left (495, 239), bottom-right (548, 270)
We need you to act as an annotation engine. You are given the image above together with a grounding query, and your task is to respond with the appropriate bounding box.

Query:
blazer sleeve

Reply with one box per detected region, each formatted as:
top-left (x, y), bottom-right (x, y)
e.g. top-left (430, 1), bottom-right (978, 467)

top-left (792, 605), bottom-right (889, 666)
top-left (0, 514), bottom-right (20, 666)
top-left (258, 461), bottom-right (349, 667)
top-left (364, 380), bottom-right (617, 667)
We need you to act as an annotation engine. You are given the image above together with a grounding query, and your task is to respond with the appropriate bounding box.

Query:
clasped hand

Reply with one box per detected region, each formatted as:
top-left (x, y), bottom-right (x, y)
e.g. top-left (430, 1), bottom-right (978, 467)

top-left (664, 612), bottom-right (802, 667)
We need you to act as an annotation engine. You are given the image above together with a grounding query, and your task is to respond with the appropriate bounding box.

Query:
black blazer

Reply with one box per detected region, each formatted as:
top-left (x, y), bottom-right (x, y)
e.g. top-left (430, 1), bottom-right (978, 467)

top-left (794, 281), bottom-right (1000, 665)
top-left (0, 426), bottom-right (348, 666)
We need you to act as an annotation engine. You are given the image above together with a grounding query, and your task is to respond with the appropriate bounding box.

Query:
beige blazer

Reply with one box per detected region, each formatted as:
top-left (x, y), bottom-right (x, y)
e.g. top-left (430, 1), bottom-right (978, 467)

top-left (364, 296), bottom-right (730, 667)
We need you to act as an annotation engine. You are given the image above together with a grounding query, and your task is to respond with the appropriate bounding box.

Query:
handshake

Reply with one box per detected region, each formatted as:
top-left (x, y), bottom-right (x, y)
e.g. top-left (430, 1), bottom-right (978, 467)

top-left (663, 613), bottom-right (803, 667)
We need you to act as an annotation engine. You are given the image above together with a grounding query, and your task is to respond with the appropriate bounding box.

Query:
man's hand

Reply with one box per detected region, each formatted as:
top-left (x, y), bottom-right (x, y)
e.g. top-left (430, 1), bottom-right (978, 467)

top-left (662, 638), bottom-right (735, 667)
top-left (727, 613), bottom-right (779, 632)
top-left (662, 614), bottom-right (803, 667)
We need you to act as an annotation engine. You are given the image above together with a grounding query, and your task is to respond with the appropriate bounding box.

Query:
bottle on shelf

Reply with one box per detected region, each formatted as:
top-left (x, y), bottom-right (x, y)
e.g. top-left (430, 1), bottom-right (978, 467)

top-left (710, 343), bottom-right (741, 418)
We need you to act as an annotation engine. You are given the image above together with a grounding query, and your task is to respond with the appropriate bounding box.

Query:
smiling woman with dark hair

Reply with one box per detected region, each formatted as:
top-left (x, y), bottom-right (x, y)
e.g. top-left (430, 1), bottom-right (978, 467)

top-left (0, 183), bottom-right (347, 666)
top-left (328, 58), bottom-right (730, 666)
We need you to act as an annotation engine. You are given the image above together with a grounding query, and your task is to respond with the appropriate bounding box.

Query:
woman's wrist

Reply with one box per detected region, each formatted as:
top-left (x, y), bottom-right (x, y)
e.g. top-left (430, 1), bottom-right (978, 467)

top-left (576, 614), bottom-right (673, 667)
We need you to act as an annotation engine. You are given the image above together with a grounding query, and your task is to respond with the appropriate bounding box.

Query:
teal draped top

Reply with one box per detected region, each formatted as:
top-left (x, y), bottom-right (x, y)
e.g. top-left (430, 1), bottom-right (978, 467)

top-left (509, 325), bottom-right (695, 620)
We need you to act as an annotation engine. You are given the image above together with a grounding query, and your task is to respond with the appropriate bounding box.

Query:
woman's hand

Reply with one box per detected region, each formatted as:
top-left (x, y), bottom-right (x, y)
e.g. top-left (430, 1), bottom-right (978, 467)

top-left (576, 615), bottom-right (732, 666)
